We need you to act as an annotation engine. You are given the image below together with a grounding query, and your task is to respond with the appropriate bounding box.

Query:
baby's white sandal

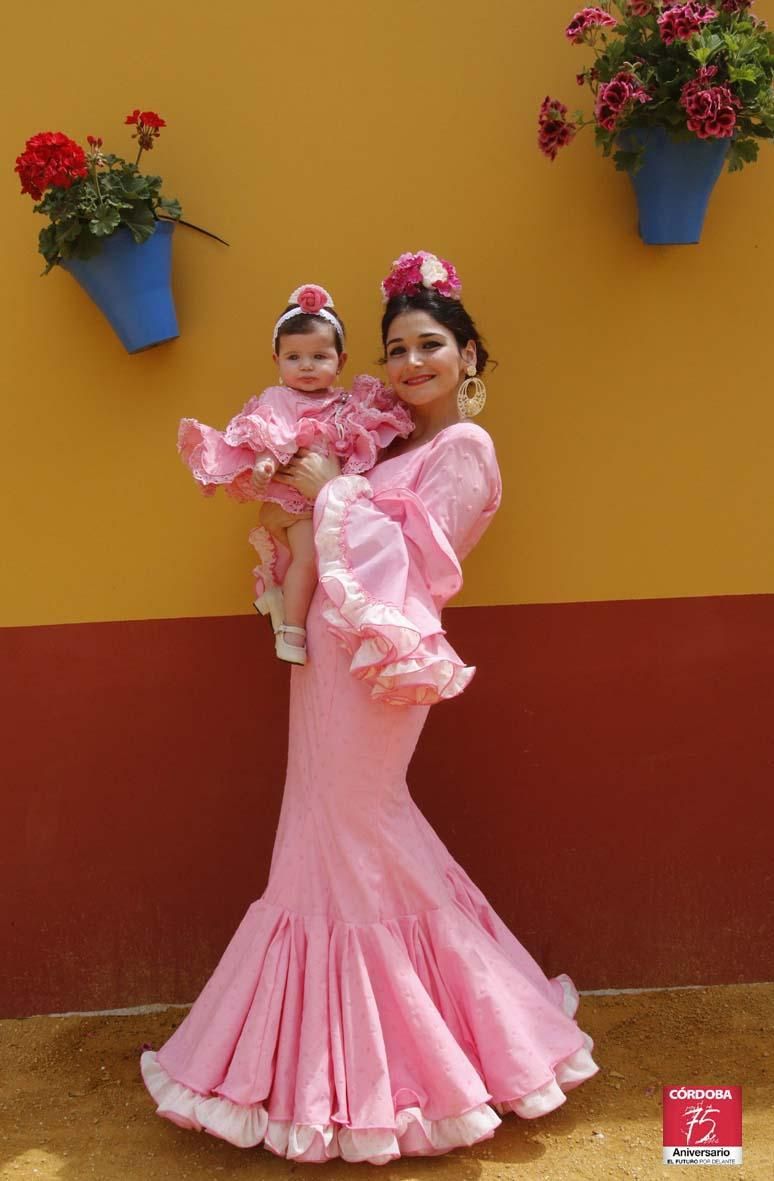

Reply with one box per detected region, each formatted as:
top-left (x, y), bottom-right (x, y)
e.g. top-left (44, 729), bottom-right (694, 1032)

top-left (275, 625), bottom-right (307, 665)
top-left (253, 585), bottom-right (285, 633)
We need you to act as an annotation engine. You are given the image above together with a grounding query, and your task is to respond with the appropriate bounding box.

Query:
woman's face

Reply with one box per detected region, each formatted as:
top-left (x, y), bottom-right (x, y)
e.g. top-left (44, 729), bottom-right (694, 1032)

top-left (384, 310), bottom-right (476, 407)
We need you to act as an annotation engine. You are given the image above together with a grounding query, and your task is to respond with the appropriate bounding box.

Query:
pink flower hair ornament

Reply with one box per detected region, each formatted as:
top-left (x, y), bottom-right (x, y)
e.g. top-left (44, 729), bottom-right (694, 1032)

top-left (290, 283), bottom-right (333, 315)
top-left (380, 251), bottom-right (462, 303)
top-left (272, 283), bottom-right (345, 350)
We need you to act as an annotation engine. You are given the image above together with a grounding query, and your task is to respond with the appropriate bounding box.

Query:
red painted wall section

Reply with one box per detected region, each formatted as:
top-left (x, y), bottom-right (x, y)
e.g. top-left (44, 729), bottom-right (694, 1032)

top-left (2, 596), bottom-right (773, 1017)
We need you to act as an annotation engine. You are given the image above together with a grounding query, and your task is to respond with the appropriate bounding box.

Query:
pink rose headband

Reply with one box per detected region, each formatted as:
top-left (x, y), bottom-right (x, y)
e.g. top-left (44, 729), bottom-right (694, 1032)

top-left (380, 250), bottom-right (462, 303)
top-left (272, 284), bottom-right (345, 350)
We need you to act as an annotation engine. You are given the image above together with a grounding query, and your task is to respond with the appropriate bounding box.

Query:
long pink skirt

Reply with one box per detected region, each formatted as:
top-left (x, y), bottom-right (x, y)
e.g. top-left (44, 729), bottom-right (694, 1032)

top-left (141, 588), bottom-right (598, 1163)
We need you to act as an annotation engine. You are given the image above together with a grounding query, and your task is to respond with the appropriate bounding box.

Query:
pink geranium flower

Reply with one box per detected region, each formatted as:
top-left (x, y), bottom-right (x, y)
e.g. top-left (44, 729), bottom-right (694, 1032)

top-left (594, 71), bottom-right (652, 131)
top-left (537, 97), bottom-right (578, 160)
top-left (658, 3), bottom-right (717, 44)
top-left (680, 66), bottom-right (741, 137)
top-left (565, 6), bottom-right (618, 43)
top-left (629, 0), bottom-right (656, 14)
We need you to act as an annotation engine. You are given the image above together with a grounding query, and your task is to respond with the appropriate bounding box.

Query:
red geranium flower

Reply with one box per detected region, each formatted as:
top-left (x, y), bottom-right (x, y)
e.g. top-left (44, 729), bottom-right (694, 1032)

top-left (14, 131), bottom-right (88, 201)
top-left (125, 108), bottom-right (166, 152)
top-left (125, 109), bottom-right (166, 129)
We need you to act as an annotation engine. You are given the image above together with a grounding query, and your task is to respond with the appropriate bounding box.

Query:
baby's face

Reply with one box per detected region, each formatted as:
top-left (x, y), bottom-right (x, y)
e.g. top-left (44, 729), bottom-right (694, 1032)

top-left (274, 325), bottom-right (344, 393)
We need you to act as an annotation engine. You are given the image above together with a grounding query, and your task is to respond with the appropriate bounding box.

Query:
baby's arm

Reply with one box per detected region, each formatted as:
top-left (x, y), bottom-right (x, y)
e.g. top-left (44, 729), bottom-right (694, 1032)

top-left (251, 450), bottom-right (280, 494)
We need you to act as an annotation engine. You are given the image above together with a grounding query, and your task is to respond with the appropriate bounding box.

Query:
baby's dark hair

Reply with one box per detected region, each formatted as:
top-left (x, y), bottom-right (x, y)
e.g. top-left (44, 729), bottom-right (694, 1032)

top-left (381, 290), bottom-right (490, 373)
top-left (275, 307), bottom-right (346, 356)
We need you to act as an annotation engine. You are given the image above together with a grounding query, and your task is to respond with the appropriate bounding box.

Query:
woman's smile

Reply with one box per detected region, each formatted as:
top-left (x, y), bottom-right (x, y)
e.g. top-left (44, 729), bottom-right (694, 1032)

top-left (385, 310), bottom-right (474, 407)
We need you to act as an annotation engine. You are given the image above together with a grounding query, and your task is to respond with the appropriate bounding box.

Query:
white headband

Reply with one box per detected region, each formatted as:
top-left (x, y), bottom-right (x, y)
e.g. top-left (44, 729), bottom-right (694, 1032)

top-left (272, 284), bottom-right (345, 351)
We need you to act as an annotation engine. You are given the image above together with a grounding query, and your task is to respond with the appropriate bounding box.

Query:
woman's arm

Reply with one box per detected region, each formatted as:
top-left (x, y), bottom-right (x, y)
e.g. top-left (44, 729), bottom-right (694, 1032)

top-left (411, 424), bottom-right (502, 560)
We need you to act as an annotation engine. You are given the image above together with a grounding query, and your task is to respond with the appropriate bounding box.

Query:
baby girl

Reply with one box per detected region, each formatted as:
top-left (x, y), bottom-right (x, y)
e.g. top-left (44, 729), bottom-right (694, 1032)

top-left (178, 284), bottom-right (412, 664)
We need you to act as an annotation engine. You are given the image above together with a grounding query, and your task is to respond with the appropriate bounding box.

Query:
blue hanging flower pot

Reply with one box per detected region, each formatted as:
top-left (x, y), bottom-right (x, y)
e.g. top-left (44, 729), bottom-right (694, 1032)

top-left (62, 220), bottom-right (179, 353)
top-left (624, 126), bottom-right (729, 246)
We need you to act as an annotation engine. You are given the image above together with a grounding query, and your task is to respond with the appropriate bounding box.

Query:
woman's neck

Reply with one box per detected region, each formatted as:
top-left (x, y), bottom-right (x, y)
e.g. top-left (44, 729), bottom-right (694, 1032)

top-left (408, 397), bottom-right (461, 445)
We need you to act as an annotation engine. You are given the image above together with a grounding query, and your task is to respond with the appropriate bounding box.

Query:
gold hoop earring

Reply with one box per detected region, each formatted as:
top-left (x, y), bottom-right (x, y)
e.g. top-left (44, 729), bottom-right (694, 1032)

top-left (457, 365), bottom-right (487, 418)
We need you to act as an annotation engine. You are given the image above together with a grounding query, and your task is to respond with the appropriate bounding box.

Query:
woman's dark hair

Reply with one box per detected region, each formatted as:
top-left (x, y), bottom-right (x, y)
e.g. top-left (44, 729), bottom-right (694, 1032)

top-left (275, 306), bottom-right (346, 356)
top-left (380, 290), bottom-right (489, 373)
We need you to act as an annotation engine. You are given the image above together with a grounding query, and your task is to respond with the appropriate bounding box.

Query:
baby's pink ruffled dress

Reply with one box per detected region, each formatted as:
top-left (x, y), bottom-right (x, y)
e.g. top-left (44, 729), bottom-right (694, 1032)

top-left (178, 376), bottom-right (413, 586)
top-left (142, 422), bottom-right (598, 1163)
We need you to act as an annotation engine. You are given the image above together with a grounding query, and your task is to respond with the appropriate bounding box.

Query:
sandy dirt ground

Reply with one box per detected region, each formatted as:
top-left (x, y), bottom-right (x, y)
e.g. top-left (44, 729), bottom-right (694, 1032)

top-left (0, 984), bottom-right (771, 1181)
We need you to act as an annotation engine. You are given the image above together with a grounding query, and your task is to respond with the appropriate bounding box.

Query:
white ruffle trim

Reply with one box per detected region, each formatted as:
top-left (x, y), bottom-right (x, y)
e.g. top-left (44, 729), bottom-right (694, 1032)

top-left (141, 1024), bottom-right (598, 1163)
top-left (141, 1052), bottom-right (500, 1163)
top-left (488, 971), bottom-right (597, 1120)
top-left (314, 476), bottom-right (473, 705)
top-left (494, 1043), bottom-right (597, 1120)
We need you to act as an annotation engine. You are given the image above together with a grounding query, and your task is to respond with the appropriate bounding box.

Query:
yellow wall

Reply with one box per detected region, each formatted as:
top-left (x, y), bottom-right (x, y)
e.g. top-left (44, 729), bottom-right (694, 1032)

top-left (3, 0), bottom-right (774, 627)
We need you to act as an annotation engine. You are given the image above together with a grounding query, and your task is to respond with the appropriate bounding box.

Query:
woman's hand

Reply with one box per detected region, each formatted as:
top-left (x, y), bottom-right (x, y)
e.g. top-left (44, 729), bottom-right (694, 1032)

top-left (273, 449), bottom-right (340, 500)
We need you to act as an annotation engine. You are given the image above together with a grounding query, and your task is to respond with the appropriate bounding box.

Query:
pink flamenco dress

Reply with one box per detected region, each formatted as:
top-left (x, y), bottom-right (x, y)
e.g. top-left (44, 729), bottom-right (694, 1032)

top-left (141, 422), bottom-right (599, 1163)
top-left (177, 376), bottom-right (413, 591)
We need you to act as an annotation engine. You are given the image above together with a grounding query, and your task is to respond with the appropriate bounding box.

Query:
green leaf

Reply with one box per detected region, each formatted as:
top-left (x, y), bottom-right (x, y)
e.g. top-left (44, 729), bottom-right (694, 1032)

top-left (613, 148), bottom-right (642, 173)
top-left (57, 224), bottom-right (104, 264)
top-left (727, 137), bottom-right (759, 172)
top-left (60, 219), bottom-right (83, 243)
top-left (120, 174), bottom-right (152, 196)
top-left (89, 205), bottom-right (122, 236)
top-left (37, 224), bottom-right (59, 268)
top-left (73, 226), bottom-right (104, 258)
top-left (689, 31), bottom-right (723, 65)
top-left (122, 201), bottom-right (156, 243)
top-left (157, 196), bottom-right (182, 219)
top-left (728, 65), bottom-right (761, 84)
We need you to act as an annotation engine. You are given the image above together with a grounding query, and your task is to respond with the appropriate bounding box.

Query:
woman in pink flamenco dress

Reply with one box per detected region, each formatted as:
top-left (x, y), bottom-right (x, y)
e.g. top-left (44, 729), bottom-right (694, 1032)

top-left (140, 251), bottom-right (599, 1164)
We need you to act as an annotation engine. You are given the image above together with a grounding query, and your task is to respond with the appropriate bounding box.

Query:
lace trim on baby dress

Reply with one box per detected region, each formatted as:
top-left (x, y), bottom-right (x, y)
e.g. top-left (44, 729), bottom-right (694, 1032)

top-left (248, 526), bottom-right (279, 594)
top-left (336, 376), bottom-right (414, 476)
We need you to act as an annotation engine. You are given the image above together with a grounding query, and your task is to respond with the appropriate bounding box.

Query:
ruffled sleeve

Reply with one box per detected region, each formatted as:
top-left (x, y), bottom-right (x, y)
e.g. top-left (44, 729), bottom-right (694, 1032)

top-left (334, 375), bottom-right (414, 475)
top-left (223, 387), bottom-right (307, 464)
top-left (313, 424), bottom-right (501, 706)
top-left (177, 387), bottom-right (305, 504)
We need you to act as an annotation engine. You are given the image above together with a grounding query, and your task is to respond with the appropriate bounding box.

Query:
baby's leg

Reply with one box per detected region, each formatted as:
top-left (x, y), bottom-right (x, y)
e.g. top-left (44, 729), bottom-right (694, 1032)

top-left (282, 517), bottom-right (317, 648)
